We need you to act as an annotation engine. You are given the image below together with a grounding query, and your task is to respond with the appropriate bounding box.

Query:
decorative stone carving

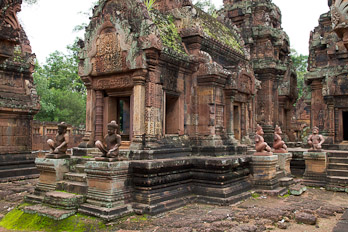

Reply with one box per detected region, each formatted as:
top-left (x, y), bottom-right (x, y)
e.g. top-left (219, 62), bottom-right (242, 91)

top-left (95, 121), bottom-right (124, 161)
top-left (307, 126), bottom-right (325, 152)
top-left (254, 124), bottom-right (272, 156)
top-left (46, 122), bottom-right (69, 159)
top-left (93, 30), bottom-right (122, 74)
top-left (273, 125), bottom-right (288, 153)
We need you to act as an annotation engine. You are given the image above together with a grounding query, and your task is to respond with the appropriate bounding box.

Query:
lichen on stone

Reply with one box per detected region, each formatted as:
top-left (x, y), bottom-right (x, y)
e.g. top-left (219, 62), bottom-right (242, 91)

top-left (149, 10), bottom-right (187, 56)
top-left (194, 7), bottom-right (244, 54)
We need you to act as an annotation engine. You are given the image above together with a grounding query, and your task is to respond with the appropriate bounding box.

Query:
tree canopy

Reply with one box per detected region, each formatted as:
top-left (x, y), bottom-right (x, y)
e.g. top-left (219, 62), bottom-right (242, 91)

top-left (33, 40), bottom-right (86, 126)
top-left (291, 49), bottom-right (308, 101)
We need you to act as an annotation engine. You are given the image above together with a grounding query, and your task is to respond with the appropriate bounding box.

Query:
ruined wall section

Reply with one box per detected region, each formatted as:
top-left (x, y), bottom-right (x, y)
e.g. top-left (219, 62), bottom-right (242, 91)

top-left (222, 0), bottom-right (297, 143)
top-left (0, 0), bottom-right (40, 179)
top-left (306, 11), bottom-right (348, 143)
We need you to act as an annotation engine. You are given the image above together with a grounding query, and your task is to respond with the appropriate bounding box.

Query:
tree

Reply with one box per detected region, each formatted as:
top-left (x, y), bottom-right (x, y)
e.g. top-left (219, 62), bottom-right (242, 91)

top-left (33, 40), bottom-right (86, 126)
top-left (291, 49), bottom-right (308, 100)
top-left (193, 0), bottom-right (217, 16)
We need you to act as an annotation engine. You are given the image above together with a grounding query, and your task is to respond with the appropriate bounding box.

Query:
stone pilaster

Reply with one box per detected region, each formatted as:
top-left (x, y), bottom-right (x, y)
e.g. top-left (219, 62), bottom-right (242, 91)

top-left (79, 161), bottom-right (132, 221)
top-left (275, 153), bottom-right (292, 176)
top-left (95, 90), bottom-right (104, 142)
top-left (130, 70), bottom-right (147, 150)
top-left (252, 155), bottom-right (279, 190)
top-left (303, 151), bottom-right (327, 187)
top-left (33, 158), bottom-right (70, 196)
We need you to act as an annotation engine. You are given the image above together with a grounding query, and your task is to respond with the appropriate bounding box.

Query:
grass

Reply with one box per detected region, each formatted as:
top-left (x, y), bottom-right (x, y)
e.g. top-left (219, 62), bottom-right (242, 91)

top-left (130, 214), bottom-right (149, 222)
top-left (251, 192), bottom-right (261, 199)
top-left (0, 205), bottom-right (106, 232)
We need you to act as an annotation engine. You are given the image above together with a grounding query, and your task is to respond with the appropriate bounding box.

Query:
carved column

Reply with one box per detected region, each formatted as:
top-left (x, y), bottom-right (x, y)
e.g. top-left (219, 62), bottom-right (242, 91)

top-left (227, 96), bottom-right (235, 137)
top-left (241, 103), bottom-right (246, 138)
top-left (132, 70), bottom-right (147, 142)
top-left (328, 103), bottom-right (335, 143)
top-left (95, 90), bottom-right (104, 142)
top-left (310, 80), bottom-right (324, 129)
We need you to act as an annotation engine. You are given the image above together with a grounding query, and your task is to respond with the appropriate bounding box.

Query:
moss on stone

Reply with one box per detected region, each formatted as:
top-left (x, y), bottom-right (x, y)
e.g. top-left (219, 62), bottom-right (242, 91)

top-left (150, 10), bottom-right (187, 55)
top-left (194, 7), bottom-right (243, 54)
top-left (0, 206), bottom-right (106, 232)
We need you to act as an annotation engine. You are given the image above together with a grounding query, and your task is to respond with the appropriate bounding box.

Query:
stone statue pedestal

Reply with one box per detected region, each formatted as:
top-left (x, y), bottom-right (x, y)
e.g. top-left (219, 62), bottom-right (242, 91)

top-left (252, 155), bottom-right (279, 190)
top-left (303, 151), bottom-right (327, 187)
top-left (45, 153), bottom-right (70, 159)
top-left (79, 161), bottom-right (132, 221)
top-left (275, 153), bottom-right (292, 176)
top-left (31, 158), bottom-right (70, 198)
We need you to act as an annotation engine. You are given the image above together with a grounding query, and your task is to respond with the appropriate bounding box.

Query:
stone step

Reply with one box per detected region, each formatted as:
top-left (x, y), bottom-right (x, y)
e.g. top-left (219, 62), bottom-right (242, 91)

top-left (279, 177), bottom-right (294, 187)
top-left (327, 169), bottom-right (348, 177)
top-left (0, 167), bottom-right (38, 179)
top-left (91, 152), bottom-right (103, 157)
top-left (75, 164), bottom-right (86, 173)
top-left (326, 184), bottom-right (348, 192)
top-left (328, 157), bottom-right (348, 164)
top-left (25, 194), bottom-right (44, 204)
top-left (43, 191), bottom-right (84, 210)
top-left (120, 141), bottom-right (131, 150)
top-left (276, 170), bottom-right (286, 179)
top-left (72, 147), bottom-right (99, 156)
top-left (23, 204), bottom-right (76, 220)
top-left (328, 152), bottom-right (348, 158)
top-left (327, 176), bottom-right (348, 184)
top-left (57, 181), bottom-right (88, 195)
top-left (64, 173), bottom-right (86, 182)
top-left (328, 163), bottom-right (348, 171)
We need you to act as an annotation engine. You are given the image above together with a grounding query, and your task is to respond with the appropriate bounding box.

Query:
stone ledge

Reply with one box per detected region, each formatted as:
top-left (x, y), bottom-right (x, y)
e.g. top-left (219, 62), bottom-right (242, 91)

top-left (23, 204), bottom-right (76, 221)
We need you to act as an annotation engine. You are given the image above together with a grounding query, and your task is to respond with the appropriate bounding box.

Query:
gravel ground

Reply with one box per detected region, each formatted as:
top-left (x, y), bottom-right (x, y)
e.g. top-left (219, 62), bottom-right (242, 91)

top-left (0, 179), bottom-right (347, 231)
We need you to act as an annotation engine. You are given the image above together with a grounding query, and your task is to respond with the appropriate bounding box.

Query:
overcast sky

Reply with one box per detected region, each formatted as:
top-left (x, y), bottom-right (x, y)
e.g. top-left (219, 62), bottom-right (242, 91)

top-left (18, 0), bottom-right (330, 64)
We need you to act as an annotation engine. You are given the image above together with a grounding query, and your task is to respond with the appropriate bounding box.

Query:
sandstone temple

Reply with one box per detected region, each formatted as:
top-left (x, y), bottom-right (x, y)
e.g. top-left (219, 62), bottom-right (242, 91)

top-left (1, 0), bottom-right (348, 225)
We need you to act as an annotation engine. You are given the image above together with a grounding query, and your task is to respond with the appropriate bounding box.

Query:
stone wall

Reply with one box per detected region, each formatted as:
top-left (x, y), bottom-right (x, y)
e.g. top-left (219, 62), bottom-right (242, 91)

top-left (222, 0), bottom-right (298, 144)
top-left (0, 0), bottom-right (40, 180)
top-left (32, 121), bottom-right (84, 151)
top-left (78, 0), bottom-right (257, 156)
top-left (306, 10), bottom-right (348, 144)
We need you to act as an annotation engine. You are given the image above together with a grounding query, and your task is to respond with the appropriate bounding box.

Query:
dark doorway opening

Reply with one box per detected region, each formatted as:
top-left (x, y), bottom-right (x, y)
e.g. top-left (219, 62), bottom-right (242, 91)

top-left (117, 97), bottom-right (130, 141)
top-left (165, 94), bottom-right (179, 134)
top-left (233, 105), bottom-right (240, 140)
top-left (344, 111), bottom-right (348, 140)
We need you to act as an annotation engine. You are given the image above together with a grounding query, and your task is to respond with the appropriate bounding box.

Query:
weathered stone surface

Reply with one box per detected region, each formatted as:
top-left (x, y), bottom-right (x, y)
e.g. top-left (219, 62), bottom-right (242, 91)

top-left (295, 212), bottom-right (317, 225)
top-left (0, 0), bottom-right (40, 180)
top-left (305, 10), bottom-right (348, 144)
top-left (223, 0), bottom-right (298, 144)
top-left (78, 0), bottom-right (259, 155)
top-left (43, 191), bottom-right (84, 210)
top-left (24, 204), bottom-right (76, 221)
top-left (289, 184), bottom-right (307, 196)
top-left (252, 155), bottom-right (279, 190)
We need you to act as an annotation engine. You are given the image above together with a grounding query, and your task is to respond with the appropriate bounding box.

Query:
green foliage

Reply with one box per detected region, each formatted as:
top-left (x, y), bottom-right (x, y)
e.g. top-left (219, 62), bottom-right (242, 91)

top-left (194, 0), bottom-right (217, 16)
top-left (0, 207), bottom-right (105, 232)
top-left (23, 0), bottom-right (38, 5)
top-left (130, 214), bottom-right (149, 222)
top-left (251, 192), bottom-right (260, 199)
top-left (144, 0), bottom-right (156, 12)
top-left (73, 1), bottom-right (99, 33)
top-left (150, 11), bottom-right (186, 55)
top-left (291, 49), bottom-right (308, 100)
top-left (196, 8), bottom-right (243, 53)
top-left (33, 39), bottom-right (86, 126)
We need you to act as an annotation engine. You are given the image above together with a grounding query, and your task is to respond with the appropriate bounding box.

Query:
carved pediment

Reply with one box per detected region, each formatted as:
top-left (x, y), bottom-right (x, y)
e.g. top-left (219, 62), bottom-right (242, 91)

top-left (92, 27), bottom-right (123, 75)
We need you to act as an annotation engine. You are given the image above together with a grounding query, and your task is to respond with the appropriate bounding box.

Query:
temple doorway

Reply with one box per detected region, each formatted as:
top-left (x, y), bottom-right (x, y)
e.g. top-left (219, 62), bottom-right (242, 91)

top-left (104, 96), bottom-right (131, 141)
top-left (343, 111), bottom-right (348, 141)
top-left (234, 105), bottom-right (241, 140)
top-left (165, 94), bottom-right (179, 134)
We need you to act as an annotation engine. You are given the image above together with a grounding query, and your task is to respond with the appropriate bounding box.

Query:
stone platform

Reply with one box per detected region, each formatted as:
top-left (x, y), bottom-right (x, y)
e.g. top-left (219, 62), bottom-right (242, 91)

top-left (303, 151), bottom-right (327, 187)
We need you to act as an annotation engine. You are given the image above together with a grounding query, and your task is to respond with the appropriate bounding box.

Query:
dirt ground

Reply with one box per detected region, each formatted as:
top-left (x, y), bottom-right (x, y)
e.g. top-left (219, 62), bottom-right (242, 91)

top-left (0, 179), bottom-right (347, 232)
